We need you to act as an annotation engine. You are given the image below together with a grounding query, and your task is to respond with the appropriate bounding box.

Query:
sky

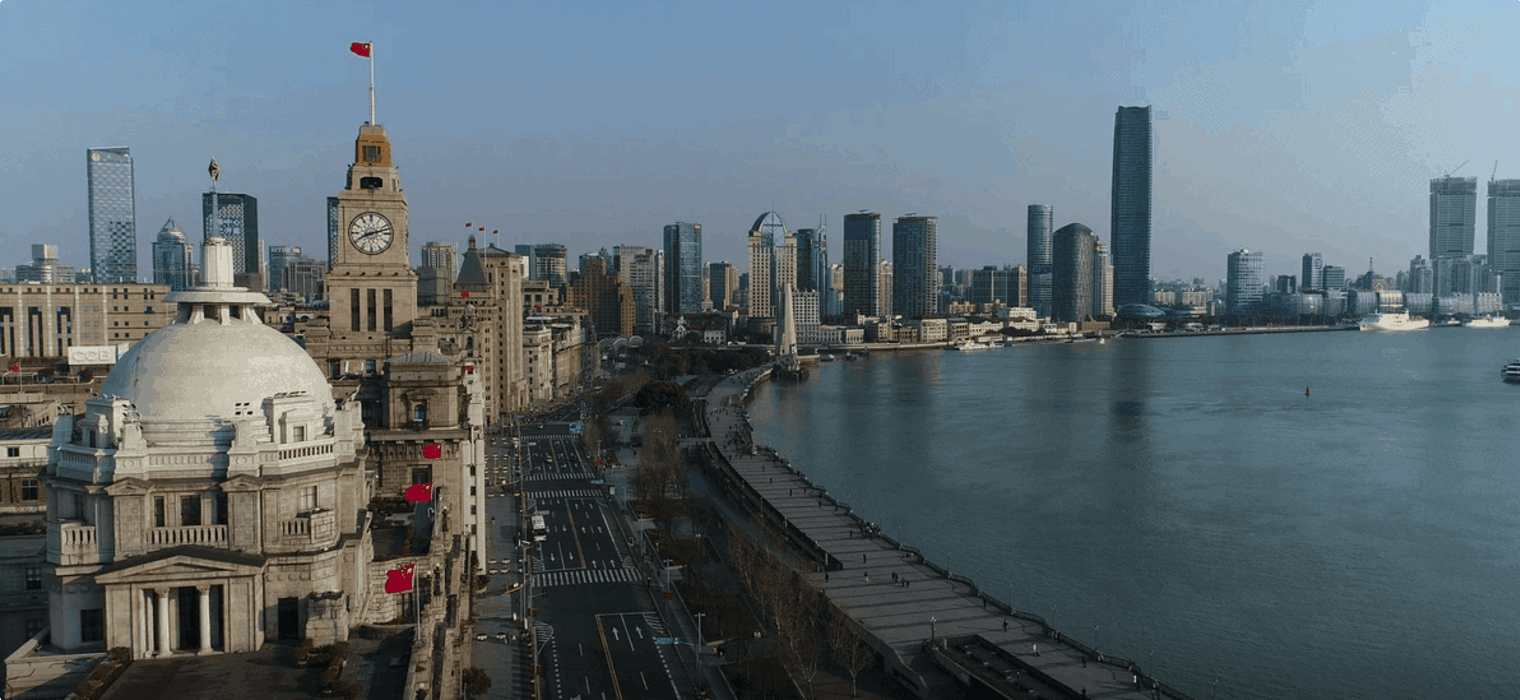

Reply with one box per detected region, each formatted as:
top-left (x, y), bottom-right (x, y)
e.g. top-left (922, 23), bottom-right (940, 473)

top-left (4, 0), bottom-right (1520, 284)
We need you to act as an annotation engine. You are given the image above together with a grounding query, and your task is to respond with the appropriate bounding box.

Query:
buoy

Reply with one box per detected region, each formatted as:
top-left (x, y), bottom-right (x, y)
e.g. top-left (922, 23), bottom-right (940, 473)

top-left (1306, 386), bottom-right (1312, 397)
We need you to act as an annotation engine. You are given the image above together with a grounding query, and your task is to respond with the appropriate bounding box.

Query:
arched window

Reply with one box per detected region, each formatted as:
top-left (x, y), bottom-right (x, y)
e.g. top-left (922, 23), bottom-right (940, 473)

top-left (414, 402), bottom-right (427, 423)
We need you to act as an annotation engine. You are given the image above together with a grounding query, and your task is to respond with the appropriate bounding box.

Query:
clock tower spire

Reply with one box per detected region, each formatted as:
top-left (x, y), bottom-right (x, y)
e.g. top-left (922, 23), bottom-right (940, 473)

top-left (327, 124), bottom-right (418, 335)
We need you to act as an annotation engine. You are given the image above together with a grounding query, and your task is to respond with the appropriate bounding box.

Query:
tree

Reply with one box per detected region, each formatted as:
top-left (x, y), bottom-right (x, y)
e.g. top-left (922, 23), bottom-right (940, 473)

top-left (634, 380), bottom-right (691, 412)
top-left (827, 601), bottom-right (876, 697)
top-left (462, 667), bottom-right (492, 699)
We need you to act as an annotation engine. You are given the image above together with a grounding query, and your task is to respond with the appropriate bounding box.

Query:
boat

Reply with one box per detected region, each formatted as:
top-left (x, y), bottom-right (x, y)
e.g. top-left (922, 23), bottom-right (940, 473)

top-left (1504, 359), bottom-right (1520, 383)
top-left (1359, 311), bottom-right (1431, 332)
top-left (819, 353), bottom-right (837, 362)
top-left (1464, 315), bottom-right (1512, 329)
top-left (951, 340), bottom-right (994, 351)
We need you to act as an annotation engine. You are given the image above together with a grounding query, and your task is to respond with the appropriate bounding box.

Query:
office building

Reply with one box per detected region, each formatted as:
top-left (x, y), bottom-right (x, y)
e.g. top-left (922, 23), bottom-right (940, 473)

top-left (1301, 252), bottom-right (1323, 292)
top-left (531, 244), bottom-right (568, 288)
top-left (17, 244), bottom-right (77, 285)
top-left (842, 213), bottom-right (882, 317)
top-left (1322, 264), bottom-right (1346, 290)
top-left (1488, 179), bottom-right (1520, 304)
top-left (1052, 223), bottom-right (1096, 322)
top-left (267, 246), bottom-right (301, 293)
top-left (664, 222), bottom-right (703, 316)
top-left (878, 260), bottom-right (893, 318)
top-left (615, 246), bottom-right (662, 334)
top-left (1431, 177), bottom-right (1478, 259)
top-left (747, 212), bottom-right (786, 317)
top-left (202, 192), bottom-right (259, 280)
top-left (87, 147), bottom-right (138, 284)
top-left (151, 219), bottom-right (195, 291)
top-left (892, 216), bottom-right (938, 320)
top-left (1111, 106), bottom-right (1153, 308)
top-left (568, 256), bottom-right (635, 337)
top-left (1408, 255), bottom-right (1433, 294)
top-left (284, 258), bottom-right (326, 302)
top-left (1027, 204), bottom-right (1053, 316)
top-left (1093, 241), bottom-right (1114, 318)
top-left (795, 224), bottom-right (829, 292)
top-left (1226, 249), bottom-right (1265, 315)
top-left (420, 242), bottom-right (458, 285)
top-left (708, 262), bottom-right (738, 312)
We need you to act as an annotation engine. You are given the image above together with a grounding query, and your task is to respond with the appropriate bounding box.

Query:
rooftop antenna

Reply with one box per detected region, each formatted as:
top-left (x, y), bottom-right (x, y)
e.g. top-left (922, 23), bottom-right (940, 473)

top-left (1445, 159), bottom-right (1469, 178)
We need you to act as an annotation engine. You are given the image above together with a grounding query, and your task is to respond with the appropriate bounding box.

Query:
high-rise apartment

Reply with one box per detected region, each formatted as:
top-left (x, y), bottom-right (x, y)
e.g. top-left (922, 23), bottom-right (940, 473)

top-left (878, 260), bottom-right (893, 318)
top-left (664, 222), bottom-right (703, 316)
top-left (1052, 223), bottom-right (1096, 322)
top-left (1430, 177), bottom-right (1478, 259)
top-left (87, 147), bottom-right (138, 283)
top-left (1226, 249), bottom-right (1265, 315)
top-left (202, 192), bottom-right (259, 281)
top-left (1092, 240), bottom-right (1114, 318)
top-left (532, 243), bottom-right (568, 288)
top-left (1111, 106), bottom-right (1153, 308)
top-left (1301, 253), bottom-right (1323, 292)
top-left (616, 245), bottom-right (663, 334)
top-left (1488, 179), bottom-right (1520, 304)
top-left (421, 241), bottom-right (459, 284)
top-left (892, 215), bottom-right (938, 320)
top-left (1027, 204), bottom-right (1053, 316)
top-left (152, 219), bottom-right (195, 291)
top-left (747, 212), bottom-right (786, 317)
top-left (842, 213), bottom-right (882, 317)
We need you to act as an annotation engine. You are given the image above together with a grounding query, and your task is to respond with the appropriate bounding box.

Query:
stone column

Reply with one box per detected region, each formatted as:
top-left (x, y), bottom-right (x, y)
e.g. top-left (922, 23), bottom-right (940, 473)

top-left (155, 588), bottom-right (171, 657)
top-left (198, 585), bottom-right (213, 653)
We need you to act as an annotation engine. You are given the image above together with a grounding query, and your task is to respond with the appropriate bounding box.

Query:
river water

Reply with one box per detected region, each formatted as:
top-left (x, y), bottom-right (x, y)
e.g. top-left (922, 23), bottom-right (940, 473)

top-left (744, 329), bottom-right (1520, 700)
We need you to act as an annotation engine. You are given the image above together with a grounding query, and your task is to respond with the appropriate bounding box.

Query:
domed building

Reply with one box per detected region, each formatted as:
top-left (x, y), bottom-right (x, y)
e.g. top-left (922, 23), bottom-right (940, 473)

top-left (40, 238), bottom-right (370, 656)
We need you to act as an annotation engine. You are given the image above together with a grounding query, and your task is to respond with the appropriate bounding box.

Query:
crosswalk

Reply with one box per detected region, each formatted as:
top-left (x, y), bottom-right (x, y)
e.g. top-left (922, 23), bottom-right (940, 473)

top-left (533, 567), bottom-right (643, 587)
top-left (524, 488), bottom-right (606, 499)
top-left (521, 472), bottom-right (593, 483)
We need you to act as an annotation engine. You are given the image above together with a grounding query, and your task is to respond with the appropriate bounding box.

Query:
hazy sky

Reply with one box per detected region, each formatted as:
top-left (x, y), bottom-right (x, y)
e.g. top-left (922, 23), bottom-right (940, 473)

top-left (4, 0), bottom-right (1519, 283)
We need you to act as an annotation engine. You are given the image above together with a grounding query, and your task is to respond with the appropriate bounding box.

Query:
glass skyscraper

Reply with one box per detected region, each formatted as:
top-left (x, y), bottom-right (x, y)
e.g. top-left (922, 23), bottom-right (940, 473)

top-left (152, 218), bottom-right (195, 291)
top-left (1226, 249), bottom-right (1265, 315)
top-left (1430, 177), bottom-right (1477, 259)
top-left (843, 213), bottom-right (882, 317)
top-left (1301, 252), bottom-right (1323, 292)
top-left (87, 147), bottom-right (138, 283)
top-left (795, 225), bottom-right (829, 293)
top-left (1487, 180), bottom-right (1520, 304)
top-left (892, 215), bottom-right (938, 320)
top-left (202, 192), bottom-right (260, 277)
top-left (1111, 106), bottom-right (1153, 308)
top-left (1027, 204), bottom-right (1053, 315)
top-left (663, 222), bottom-right (703, 315)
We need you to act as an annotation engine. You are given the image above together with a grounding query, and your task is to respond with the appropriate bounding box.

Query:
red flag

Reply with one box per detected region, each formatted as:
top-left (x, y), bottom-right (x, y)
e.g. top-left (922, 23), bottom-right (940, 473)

top-left (423, 444), bottom-right (441, 460)
top-left (461, 291), bottom-right (470, 298)
top-left (350, 42), bottom-right (372, 58)
top-left (465, 222), bottom-right (472, 227)
top-left (405, 482), bottom-right (433, 502)
top-left (7, 365), bottom-right (16, 373)
top-left (384, 563), bottom-right (414, 593)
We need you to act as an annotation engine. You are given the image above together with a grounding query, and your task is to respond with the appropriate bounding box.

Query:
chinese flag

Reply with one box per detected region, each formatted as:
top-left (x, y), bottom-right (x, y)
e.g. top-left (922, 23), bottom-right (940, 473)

top-left (405, 482), bottom-right (433, 502)
top-left (384, 563), bottom-right (414, 593)
top-left (465, 222), bottom-right (473, 228)
top-left (461, 291), bottom-right (470, 298)
top-left (350, 42), bottom-right (372, 58)
top-left (7, 365), bottom-right (16, 372)
top-left (423, 444), bottom-right (441, 460)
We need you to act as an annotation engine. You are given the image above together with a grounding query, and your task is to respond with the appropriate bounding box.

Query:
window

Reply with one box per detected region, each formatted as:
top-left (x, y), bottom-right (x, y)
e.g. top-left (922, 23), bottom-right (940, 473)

top-left (25, 566), bottom-right (41, 590)
top-left (80, 609), bottom-right (104, 643)
top-left (21, 479), bottom-right (38, 501)
top-left (470, 486), bottom-right (476, 496)
top-left (364, 359), bottom-right (376, 374)
top-left (180, 495), bottom-right (202, 526)
top-left (413, 402), bottom-right (427, 423)
top-left (293, 425), bottom-right (307, 442)
top-left (25, 618), bottom-right (44, 638)
top-left (214, 493), bottom-right (228, 525)
top-left (471, 505), bottom-right (477, 515)
top-left (73, 494), bottom-right (86, 522)
top-left (469, 466), bottom-right (476, 477)
top-left (154, 496), bottom-right (165, 527)
top-left (299, 485), bottom-right (317, 512)
top-left (363, 145), bottom-right (381, 163)
top-left (411, 468), bottom-right (431, 485)
top-left (6, 447), bottom-right (18, 457)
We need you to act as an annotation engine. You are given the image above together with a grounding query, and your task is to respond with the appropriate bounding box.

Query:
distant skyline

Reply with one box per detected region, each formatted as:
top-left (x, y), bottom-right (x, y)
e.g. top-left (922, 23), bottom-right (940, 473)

top-left (8, 0), bottom-right (1520, 283)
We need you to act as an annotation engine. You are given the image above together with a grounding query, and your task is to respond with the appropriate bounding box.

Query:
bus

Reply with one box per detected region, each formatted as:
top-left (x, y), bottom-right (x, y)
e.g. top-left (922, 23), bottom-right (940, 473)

top-left (530, 514), bottom-right (548, 542)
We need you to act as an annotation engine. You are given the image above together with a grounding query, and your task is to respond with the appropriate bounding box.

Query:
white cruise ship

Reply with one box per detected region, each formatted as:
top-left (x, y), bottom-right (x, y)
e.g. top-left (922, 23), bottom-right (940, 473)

top-left (1359, 310), bottom-right (1431, 332)
top-left (950, 340), bottom-right (995, 351)
top-left (1464, 315), bottom-right (1512, 329)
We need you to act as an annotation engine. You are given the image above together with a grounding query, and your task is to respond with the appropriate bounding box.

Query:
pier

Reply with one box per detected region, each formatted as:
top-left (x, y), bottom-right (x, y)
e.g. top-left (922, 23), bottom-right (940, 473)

top-left (690, 367), bottom-right (1200, 700)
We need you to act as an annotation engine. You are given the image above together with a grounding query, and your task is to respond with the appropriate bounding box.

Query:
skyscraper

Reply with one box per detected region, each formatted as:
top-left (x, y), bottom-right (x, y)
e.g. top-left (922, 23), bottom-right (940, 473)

top-left (795, 224), bottom-right (829, 293)
top-left (842, 213), bottom-right (882, 317)
top-left (747, 211), bottom-right (787, 317)
top-left (1111, 106), bottom-right (1153, 308)
top-left (708, 261), bottom-right (738, 312)
top-left (1226, 249), bottom-right (1265, 315)
top-left (1301, 253), bottom-right (1323, 292)
top-left (1322, 264), bottom-right (1347, 290)
top-left (616, 245), bottom-right (663, 334)
top-left (152, 219), bottom-right (195, 291)
top-left (531, 243), bottom-right (568, 288)
top-left (892, 215), bottom-right (938, 320)
top-left (1487, 179), bottom-right (1520, 304)
top-left (420, 241), bottom-right (459, 284)
top-left (1027, 204), bottom-right (1053, 316)
top-left (267, 245), bottom-right (302, 293)
top-left (1092, 240), bottom-right (1114, 318)
top-left (663, 222), bottom-right (703, 316)
top-left (87, 147), bottom-right (138, 283)
top-left (202, 192), bottom-right (259, 283)
top-left (1052, 223), bottom-right (1096, 322)
top-left (1431, 177), bottom-right (1478, 259)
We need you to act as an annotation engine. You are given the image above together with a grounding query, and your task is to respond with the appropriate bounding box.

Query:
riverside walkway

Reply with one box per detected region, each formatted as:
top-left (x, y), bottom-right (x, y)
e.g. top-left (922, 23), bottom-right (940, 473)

top-left (692, 367), bottom-right (1199, 700)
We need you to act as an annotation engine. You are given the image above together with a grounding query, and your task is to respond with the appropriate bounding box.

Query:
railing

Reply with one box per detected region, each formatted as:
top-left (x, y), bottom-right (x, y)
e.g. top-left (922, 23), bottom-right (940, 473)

top-left (277, 442), bottom-right (334, 461)
top-left (281, 518), bottom-right (311, 537)
top-left (147, 524), bottom-right (227, 547)
top-left (54, 521), bottom-right (100, 565)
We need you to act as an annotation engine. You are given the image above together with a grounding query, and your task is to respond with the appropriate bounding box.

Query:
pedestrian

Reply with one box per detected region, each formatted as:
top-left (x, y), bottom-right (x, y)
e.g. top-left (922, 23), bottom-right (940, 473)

top-left (862, 553), bottom-right (867, 564)
top-left (1033, 643), bottom-right (1039, 657)
top-left (892, 571), bottom-right (897, 583)
top-left (864, 571), bottom-right (869, 582)
top-left (1003, 619), bottom-right (1008, 632)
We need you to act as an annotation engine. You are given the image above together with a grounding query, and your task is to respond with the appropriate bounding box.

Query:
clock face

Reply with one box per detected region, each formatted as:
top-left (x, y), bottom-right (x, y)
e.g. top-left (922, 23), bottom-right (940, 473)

top-left (349, 212), bottom-right (393, 254)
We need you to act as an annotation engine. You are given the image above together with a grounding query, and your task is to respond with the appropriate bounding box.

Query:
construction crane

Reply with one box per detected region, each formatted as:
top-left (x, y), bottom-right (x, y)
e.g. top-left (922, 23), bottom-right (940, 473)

top-left (1445, 159), bottom-right (1469, 178)
top-left (1493, 160), bottom-right (1499, 181)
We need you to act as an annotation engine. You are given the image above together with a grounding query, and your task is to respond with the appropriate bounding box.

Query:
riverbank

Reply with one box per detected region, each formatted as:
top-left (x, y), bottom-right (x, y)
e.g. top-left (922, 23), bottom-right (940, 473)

top-left (693, 367), bottom-right (1199, 700)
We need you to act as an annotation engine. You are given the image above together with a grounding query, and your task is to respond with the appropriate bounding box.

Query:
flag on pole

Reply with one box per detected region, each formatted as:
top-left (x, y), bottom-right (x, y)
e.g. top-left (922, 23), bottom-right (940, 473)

top-left (405, 482), bottom-right (433, 502)
top-left (423, 444), bottom-right (441, 460)
top-left (350, 42), bottom-right (372, 58)
top-left (384, 563), bottom-right (414, 593)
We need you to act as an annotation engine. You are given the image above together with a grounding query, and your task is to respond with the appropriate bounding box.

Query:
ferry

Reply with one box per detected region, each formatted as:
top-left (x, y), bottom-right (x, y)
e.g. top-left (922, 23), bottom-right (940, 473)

top-left (1359, 311), bottom-right (1431, 332)
top-left (1464, 315), bottom-right (1512, 329)
top-left (950, 340), bottom-right (995, 351)
top-left (818, 353), bottom-right (837, 362)
top-left (1504, 359), bottom-right (1520, 383)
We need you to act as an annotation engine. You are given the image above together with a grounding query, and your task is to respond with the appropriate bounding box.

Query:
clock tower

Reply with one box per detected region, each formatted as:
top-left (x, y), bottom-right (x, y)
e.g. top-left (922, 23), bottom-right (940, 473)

top-left (328, 124), bottom-right (418, 334)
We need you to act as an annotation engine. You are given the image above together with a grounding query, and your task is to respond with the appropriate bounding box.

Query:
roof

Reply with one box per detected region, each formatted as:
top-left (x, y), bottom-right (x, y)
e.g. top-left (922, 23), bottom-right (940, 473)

top-left (455, 246), bottom-right (489, 290)
top-left (99, 544), bottom-right (267, 574)
top-left (0, 427), bottom-right (55, 441)
top-left (389, 351), bottom-right (453, 365)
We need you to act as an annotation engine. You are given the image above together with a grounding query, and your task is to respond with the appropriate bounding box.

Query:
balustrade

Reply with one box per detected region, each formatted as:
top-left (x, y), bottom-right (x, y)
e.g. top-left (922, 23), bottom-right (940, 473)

top-left (147, 524), bottom-right (228, 547)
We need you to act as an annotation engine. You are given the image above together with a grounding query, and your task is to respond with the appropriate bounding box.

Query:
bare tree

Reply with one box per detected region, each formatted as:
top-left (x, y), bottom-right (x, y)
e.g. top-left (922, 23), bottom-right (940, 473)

top-left (771, 565), bottom-right (822, 698)
top-left (827, 600), bottom-right (876, 697)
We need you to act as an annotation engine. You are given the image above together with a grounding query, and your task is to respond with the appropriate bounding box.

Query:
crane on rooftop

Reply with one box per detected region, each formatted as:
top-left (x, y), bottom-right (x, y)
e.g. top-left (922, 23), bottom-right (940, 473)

top-left (1493, 160), bottom-right (1499, 182)
top-left (1445, 159), bottom-right (1470, 178)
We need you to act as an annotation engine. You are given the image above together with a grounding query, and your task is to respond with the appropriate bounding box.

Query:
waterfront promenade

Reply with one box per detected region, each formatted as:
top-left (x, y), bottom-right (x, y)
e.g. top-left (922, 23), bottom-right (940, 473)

top-left (693, 368), bottom-right (1199, 700)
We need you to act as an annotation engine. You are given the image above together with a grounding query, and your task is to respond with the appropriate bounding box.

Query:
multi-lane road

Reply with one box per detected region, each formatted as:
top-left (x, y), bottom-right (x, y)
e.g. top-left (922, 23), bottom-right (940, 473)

top-left (473, 420), bottom-right (700, 700)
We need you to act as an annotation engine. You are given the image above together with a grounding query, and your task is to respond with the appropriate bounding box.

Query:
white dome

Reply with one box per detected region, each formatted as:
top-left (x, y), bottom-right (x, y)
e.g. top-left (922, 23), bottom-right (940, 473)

top-left (100, 317), bottom-right (335, 424)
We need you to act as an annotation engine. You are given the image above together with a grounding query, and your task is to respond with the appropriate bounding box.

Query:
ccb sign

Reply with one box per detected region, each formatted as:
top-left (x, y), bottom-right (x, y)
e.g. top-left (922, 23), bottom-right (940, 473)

top-left (67, 345), bottom-right (127, 366)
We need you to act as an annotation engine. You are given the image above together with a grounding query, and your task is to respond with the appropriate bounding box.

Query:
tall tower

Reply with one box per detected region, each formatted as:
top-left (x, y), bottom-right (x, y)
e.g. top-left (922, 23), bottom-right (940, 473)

top-left (664, 222), bottom-right (703, 316)
top-left (1052, 223), bottom-right (1096, 322)
top-left (202, 192), bottom-right (260, 283)
top-left (842, 213), bottom-right (882, 317)
top-left (152, 218), bottom-right (195, 291)
top-left (1027, 204), bottom-right (1053, 315)
top-left (892, 215), bottom-right (938, 320)
top-left (1301, 252), bottom-right (1324, 292)
top-left (326, 124), bottom-right (418, 334)
top-left (1487, 180), bottom-right (1520, 304)
top-left (747, 212), bottom-right (786, 317)
top-left (1226, 249), bottom-right (1265, 315)
top-left (87, 147), bottom-right (138, 283)
top-left (1111, 106), bottom-right (1153, 308)
top-left (1430, 177), bottom-right (1478, 259)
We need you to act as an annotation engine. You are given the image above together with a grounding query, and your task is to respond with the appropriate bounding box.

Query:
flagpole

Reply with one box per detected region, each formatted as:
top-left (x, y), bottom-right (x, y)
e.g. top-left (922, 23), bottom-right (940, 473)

top-left (369, 42), bottom-right (376, 125)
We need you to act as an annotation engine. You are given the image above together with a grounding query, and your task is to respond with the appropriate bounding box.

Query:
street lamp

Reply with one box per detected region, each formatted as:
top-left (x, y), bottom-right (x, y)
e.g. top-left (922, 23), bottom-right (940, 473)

top-left (694, 612), bottom-right (706, 655)
top-left (929, 616), bottom-right (936, 641)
